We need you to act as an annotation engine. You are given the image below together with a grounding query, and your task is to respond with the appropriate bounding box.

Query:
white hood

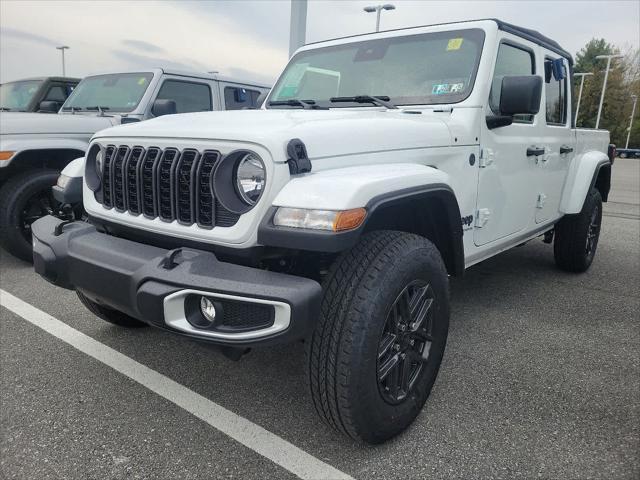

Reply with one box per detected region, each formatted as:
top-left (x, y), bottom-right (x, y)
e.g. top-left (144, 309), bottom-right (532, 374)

top-left (93, 109), bottom-right (453, 161)
top-left (0, 112), bottom-right (117, 135)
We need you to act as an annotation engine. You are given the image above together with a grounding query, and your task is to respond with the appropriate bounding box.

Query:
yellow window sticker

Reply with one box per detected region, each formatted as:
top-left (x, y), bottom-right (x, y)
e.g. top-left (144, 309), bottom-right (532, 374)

top-left (138, 77), bottom-right (147, 85)
top-left (447, 38), bottom-right (464, 51)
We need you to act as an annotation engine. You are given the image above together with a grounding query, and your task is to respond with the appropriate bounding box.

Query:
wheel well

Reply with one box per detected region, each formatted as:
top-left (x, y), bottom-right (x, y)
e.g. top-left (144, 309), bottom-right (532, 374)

top-left (594, 163), bottom-right (611, 202)
top-left (4, 149), bottom-right (85, 179)
top-left (362, 190), bottom-right (464, 276)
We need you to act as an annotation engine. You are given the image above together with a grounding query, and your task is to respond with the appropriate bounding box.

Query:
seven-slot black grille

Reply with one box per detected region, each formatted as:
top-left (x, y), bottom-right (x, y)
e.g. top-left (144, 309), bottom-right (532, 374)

top-left (99, 145), bottom-right (240, 228)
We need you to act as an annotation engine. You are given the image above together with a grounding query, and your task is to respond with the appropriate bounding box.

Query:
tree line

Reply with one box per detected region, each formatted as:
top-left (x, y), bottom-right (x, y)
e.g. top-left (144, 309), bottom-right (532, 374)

top-left (573, 38), bottom-right (639, 149)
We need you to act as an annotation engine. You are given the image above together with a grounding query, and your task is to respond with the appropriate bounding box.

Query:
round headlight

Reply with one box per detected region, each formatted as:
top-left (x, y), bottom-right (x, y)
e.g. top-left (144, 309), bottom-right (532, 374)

top-left (95, 148), bottom-right (104, 178)
top-left (235, 153), bottom-right (265, 205)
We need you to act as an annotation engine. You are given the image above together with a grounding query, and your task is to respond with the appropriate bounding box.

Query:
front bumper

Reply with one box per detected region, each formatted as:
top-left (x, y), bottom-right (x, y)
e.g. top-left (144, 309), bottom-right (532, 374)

top-left (32, 216), bottom-right (322, 347)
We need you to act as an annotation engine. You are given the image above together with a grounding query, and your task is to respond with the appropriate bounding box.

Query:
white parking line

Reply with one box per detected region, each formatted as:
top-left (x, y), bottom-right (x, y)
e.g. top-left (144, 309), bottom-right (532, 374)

top-left (0, 289), bottom-right (354, 480)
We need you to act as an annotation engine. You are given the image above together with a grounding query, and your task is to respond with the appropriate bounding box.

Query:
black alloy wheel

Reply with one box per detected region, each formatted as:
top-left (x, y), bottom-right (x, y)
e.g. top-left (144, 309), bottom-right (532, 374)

top-left (585, 204), bottom-right (601, 262)
top-left (378, 280), bottom-right (435, 404)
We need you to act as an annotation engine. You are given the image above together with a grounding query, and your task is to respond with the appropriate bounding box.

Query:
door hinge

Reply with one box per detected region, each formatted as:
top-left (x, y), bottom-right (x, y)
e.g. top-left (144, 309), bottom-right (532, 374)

top-left (479, 148), bottom-right (494, 168)
top-left (475, 208), bottom-right (491, 227)
top-left (536, 193), bottom-right (547, 209)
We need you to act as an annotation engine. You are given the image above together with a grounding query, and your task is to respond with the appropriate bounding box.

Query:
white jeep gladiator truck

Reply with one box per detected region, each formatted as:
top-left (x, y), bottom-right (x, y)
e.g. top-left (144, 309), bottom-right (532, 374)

top-left (31, 19), bottom-right (613, 444)
top-left (0, 68), bottom-right (268, 260)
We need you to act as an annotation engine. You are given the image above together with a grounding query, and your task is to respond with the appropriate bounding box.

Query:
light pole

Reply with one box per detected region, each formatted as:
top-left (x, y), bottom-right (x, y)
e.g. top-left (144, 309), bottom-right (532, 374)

top-left (595, 54), bottom-right (624, 129)
top-left (289, 0), bottom-right (307, 57)
top-left (573, 72), bottom-right (593, 126)
top-left (56, 46), bottom-right (69, 77)
top-left (363, 4), bottom-right (395, 32)
top-left (625, 94), bottom-right (637, 149)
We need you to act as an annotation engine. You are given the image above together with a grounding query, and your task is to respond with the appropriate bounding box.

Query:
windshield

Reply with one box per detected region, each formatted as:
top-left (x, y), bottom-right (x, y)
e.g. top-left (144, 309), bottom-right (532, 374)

top-left (62, 73), bottom-right (153, 112)
top-left (0, 80), bottom-right (43, 111)
top-left (269, 28), bottom-right (485, 108)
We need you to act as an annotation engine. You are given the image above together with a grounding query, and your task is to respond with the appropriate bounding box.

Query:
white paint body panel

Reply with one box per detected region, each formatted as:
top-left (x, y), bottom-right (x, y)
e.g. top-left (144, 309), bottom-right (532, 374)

top-left (272, 164), bottom-right (451, 210)
top-left (80, 20), bottom-right (610, 269)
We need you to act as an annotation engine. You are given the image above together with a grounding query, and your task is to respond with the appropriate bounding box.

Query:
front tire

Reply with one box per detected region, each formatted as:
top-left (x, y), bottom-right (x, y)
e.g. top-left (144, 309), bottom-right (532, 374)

top-left (554, 188), bottom-right (602, 273)
top-left (76, 291), bottom-right (148, 328)
top-left (306, 231), bottom-right (450, 444)
top-left (0, 169), bottom-right (60, 262)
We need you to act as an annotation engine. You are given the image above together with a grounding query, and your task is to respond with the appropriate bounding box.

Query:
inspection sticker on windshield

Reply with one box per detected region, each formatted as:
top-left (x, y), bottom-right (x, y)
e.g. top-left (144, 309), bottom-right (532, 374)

top-left (138, 77), bottom-right (147, 85)
top-left (447, 38), bottom-right (464, 51)
top-left (432, 82), bottom-right (464, 95)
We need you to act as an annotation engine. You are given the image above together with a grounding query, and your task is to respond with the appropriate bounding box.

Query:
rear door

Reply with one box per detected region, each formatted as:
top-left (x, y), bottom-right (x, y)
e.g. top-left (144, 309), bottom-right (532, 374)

top-left (475, 38), bottom-right (542, 246)
top-left (146, 76), bottom-right (215, 118)
top-left (535, 55), bottom-right (574, 223)
top-left (219, 83), bottom-right (264, 110)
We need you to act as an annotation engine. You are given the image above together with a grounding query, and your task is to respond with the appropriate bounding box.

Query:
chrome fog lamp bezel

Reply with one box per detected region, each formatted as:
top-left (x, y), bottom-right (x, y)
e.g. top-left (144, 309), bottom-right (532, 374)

top-left (234, 152), bottom-right (266, 206)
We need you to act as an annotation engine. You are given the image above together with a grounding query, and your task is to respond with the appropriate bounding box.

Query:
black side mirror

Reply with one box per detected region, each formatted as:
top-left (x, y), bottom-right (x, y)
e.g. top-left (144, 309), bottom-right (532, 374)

top-left (487, 75), bottom-right (542, 129)
top-left (499, 75), bottom-right (542, 115)
top-left (151, 99), bottom-right (177, 117)
top-left (39, 101), bottom-right (60, 113)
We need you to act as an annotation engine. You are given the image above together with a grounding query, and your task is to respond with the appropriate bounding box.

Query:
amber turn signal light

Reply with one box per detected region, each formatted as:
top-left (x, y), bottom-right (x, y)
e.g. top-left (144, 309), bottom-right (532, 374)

top-left (333, 208), bottom-right (367, 232)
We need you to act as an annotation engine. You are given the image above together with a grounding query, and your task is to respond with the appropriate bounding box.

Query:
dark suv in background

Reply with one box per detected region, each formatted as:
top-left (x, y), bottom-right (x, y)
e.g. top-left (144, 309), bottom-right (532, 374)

top-left (0, 77), bottom-right (80, 113)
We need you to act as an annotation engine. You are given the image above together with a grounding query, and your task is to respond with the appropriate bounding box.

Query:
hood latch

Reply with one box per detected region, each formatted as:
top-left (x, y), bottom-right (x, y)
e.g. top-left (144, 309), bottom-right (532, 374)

top-left (287, 138), bottom-right (312, 175)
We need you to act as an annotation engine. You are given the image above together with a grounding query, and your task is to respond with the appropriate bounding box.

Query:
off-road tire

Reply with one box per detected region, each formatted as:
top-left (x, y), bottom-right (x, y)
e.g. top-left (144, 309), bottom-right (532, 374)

top-left (306, 230), bottom-right (450, 444)
top-left (0, 169), bottom-right (59, 262)
top-left (554, 188), bottom-right (602, 273)
top-left (76, 291), bottom-right (148, 328)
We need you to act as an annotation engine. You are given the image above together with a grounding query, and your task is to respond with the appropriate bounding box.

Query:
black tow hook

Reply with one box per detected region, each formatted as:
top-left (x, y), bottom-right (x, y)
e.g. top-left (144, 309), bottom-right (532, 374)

top-left (162, 248), bottom-right (183, 269)
top-left (53, 219), bottom-right (75, 236)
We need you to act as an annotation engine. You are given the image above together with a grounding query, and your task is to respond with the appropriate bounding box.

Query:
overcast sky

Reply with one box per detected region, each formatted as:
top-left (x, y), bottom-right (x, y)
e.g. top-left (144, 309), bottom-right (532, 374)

top-left (1, 0), bottom-right (638, 84)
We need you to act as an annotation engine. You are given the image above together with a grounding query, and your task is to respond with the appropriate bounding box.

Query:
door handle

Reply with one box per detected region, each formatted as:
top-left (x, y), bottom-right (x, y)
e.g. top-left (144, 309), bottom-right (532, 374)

top-left (526, 146), bottom-right (545, 157)
top-left (560, 145), bottom-right (574, 154)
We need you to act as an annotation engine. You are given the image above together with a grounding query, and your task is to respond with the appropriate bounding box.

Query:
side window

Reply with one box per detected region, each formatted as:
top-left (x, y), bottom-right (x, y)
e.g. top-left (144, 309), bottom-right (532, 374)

top-left (544, 58), bottom-right (567, 125)
top-left (489, 42), bottom-right (535, 123)
top-left (44, 86), bottom-right (68, 102)
top-left (224, 86), bottom-right (262, 110)
top-left (155, 80), bottom-right (212, 114)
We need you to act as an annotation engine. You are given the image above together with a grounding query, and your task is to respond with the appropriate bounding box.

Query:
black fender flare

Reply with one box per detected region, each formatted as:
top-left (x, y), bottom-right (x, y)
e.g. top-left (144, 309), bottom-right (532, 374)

top-left (258, 184), bottom-right (465, 276)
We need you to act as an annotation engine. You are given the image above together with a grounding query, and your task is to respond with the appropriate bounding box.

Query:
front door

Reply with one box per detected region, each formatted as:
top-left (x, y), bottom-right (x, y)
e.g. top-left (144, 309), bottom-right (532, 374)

top-left (475, 39), bottom-right (541, 246)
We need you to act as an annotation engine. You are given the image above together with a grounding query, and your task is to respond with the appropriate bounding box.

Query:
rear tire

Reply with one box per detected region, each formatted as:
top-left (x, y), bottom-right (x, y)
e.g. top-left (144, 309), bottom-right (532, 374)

top-left (306, 231), bottom-right (450, 444)
top-left (76, 291), bottom-right (148, 328)
top-left (0, 169), bottom-right (60, 262)
top-left (554, 188), bottom-right (602, 273)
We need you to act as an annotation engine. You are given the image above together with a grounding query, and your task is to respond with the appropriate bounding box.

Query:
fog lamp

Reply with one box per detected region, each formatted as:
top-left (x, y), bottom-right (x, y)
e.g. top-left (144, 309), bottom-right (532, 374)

top-left (200, 297), bottom-right (217, 323)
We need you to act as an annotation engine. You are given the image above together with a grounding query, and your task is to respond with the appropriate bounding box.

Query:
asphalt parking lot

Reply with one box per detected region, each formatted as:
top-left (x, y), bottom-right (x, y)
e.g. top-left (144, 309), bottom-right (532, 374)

top-left (1, 159), bottom-right (638, 480)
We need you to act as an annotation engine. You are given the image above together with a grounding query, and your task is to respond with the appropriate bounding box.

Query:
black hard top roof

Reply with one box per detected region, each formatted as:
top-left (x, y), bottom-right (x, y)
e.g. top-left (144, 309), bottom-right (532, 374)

top-left (306, 18), bottom-right (573, 65)
top-left (493, 19), bottom-right (573, 65)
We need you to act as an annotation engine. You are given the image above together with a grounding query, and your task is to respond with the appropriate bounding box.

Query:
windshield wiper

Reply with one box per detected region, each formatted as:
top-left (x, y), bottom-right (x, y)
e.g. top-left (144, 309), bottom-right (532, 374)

top-left (0, 107), bottom-right (11, 111)
top-left (84, 106), bottom-right (111, 114)
top-left (62, 106), bottom-right (83, 112)
top-left (329, 95), bottom-right (397, 109)
top-left (267, 99), bottom-right (324, 110)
